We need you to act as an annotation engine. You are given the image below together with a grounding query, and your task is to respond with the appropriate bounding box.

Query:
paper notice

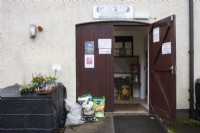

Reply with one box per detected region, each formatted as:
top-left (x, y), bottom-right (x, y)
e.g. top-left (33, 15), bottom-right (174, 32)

top-left (85, 55), bottom-right (94, 68)
top-left (98, 39), bottom-right (112, 49)
top-left (153, 27), bottom-right (160, 43)
top-left (162, 42), bottom-right (171, 55)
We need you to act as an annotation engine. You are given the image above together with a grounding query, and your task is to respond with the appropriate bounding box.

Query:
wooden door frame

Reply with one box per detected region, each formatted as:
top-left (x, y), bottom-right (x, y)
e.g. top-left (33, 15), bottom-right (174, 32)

top-left (76, 21), bottom-right (150, 112)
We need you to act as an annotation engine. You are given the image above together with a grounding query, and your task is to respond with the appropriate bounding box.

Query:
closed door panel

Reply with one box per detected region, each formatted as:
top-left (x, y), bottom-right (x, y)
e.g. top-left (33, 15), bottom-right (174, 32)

top-left (76, 23), bottom-right (114, 111)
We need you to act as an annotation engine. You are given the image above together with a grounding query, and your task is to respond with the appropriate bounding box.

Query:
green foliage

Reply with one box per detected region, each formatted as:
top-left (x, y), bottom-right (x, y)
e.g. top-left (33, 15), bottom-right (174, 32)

top-left (185, 119), bottom-right (200, 127)
top-left (167, 127), bottom-right (175, 133)
top-left (20, 72), bottom-right (58, 95)
top-left (20, 83), bottom-right (38, 95)
top-left (45, 76), bottom-right (57, 82)
top-left (166, 119), bottom-right (200, 133)
top-left (32, 75), bottom-right (46, 84)
top-left (32, 73), bottom-right (57, 84)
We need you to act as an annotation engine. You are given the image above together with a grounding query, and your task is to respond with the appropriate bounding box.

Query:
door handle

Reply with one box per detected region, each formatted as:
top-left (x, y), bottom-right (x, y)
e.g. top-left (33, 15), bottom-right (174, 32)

top-left (169, 65), bottom-right (174, 74)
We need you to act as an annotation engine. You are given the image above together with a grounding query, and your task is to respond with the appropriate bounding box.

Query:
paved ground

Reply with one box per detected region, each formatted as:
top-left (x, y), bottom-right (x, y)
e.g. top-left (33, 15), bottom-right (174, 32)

top-left (64, 116), bottom-right (114, 133)
top-left (63, 114), bottom-right (200, 133)
top-left (63, 114), bottom-right (168, 133)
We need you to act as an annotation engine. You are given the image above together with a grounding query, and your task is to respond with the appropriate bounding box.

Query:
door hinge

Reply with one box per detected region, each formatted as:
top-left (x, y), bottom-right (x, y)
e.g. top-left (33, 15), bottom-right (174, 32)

top-left (171, 16), bottom-right (173, 21)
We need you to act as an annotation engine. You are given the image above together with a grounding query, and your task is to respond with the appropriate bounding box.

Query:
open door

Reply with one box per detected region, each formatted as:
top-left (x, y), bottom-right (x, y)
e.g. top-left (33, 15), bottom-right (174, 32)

top-left (149, 15), bottom-right (176, 122)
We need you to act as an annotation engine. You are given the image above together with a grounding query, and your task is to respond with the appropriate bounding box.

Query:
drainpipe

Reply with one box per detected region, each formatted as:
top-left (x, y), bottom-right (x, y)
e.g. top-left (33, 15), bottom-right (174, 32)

top-left (189, 0), bottom-right (195, 119)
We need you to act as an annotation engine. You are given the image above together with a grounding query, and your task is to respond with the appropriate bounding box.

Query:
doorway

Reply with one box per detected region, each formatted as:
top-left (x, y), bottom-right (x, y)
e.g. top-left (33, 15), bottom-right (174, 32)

top-left (76, 15), bottom-right (176, 122)
top-left (113, 26), bottom-right (149, 114)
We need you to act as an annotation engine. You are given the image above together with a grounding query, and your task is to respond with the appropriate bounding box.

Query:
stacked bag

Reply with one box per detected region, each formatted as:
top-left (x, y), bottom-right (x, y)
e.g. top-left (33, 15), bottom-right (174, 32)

top-left (93, 96), bottom-right (106, 118)
top-left (78, 93), bottom-right (106, 121)
top-left (78, 93), bottom-right (96, 121)
top-left (64, 99), bottom-right (84, 126)
top-left (65, 93), bottom-right (106, 126)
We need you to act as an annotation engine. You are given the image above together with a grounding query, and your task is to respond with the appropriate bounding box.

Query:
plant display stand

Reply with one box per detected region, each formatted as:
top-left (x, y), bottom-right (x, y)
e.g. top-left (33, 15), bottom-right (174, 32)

top-left (0, 83), bottom-right (67, 133)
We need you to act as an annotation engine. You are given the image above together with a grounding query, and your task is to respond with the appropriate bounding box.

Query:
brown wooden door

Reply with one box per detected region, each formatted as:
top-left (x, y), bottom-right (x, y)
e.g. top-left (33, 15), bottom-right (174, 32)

top-left (149, 15), bottom-right (176, 122)
top-left (76, 22), bottom-right (114, 111)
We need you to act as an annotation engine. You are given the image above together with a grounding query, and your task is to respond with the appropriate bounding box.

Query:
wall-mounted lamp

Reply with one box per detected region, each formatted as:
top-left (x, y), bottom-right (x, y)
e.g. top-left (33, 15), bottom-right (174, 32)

top-left (30, 24), bottom-right (44, 39)
top-left (30, 24), bottom-right (37, 39)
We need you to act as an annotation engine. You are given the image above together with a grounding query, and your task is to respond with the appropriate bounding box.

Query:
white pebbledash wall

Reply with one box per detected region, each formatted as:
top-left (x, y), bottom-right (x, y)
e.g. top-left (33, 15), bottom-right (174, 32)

top-left (1, 0), bottom-right (200, 110)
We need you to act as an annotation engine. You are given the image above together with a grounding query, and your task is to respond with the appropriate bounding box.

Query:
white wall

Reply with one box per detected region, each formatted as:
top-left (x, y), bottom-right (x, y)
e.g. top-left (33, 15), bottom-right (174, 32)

top-left (1, 0), bottom-right (200, 109)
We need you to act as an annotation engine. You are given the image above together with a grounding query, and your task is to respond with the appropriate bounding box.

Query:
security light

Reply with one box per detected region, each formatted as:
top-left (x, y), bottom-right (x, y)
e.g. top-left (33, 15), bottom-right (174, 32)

top-left (30, 24), bottom-right (37, 39)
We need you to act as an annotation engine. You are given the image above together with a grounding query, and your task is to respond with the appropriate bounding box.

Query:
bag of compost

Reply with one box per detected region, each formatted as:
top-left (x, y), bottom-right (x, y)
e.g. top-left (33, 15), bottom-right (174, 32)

top-left (78, 93), bottom-right (92, 104)
top-left (64, 99), bottom-right (84, 126)
top-left (93, 96), bottom-right (106, 117)
top-left (78, 93), bottom-right (97, 121)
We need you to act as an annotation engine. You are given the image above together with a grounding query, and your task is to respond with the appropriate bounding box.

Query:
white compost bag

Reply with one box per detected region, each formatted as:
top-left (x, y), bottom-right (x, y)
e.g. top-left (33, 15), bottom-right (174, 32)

top-left (64, 99), bottom-right (84, 126)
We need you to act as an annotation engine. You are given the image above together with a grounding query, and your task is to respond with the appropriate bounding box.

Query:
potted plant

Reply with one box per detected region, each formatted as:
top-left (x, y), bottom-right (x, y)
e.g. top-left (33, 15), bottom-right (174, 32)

top-left (20, 83), bottom-right (38, 95)
top-left (32, 73), bottom-right (46, 87)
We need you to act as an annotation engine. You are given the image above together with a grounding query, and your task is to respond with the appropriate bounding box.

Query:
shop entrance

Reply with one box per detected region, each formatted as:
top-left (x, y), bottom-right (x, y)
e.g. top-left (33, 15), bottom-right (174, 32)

top-left (113, 26), bottom-right (149, 114)
top-left (76, 15), bottom-right (176, 122)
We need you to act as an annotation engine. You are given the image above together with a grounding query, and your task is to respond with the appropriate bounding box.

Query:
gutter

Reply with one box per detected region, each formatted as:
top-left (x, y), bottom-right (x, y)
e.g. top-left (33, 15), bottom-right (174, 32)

top-left (189, 0), bottom-right (195, 119)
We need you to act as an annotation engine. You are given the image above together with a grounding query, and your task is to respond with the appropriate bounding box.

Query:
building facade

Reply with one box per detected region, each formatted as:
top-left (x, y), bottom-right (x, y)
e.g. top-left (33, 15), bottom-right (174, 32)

top-left (1, 0), bottom-right (200, 120)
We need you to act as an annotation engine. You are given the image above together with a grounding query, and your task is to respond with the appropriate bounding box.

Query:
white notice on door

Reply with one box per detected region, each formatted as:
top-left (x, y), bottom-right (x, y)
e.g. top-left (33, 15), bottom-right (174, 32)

top-left (85, 55), bottom-right (94, 68)
top-left (98, 39), bottom-right (112, 49)
top-left (153, 27), bottom-right (160, 43)
top-left (162, 42), bottom-right (171, 55)
top-left (99, 49), bottom-right (111, 54)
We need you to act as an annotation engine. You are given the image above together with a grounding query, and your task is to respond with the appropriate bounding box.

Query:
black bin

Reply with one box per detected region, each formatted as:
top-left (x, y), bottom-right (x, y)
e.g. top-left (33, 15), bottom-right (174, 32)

top-left (195, 78), bottom-right (200, 118)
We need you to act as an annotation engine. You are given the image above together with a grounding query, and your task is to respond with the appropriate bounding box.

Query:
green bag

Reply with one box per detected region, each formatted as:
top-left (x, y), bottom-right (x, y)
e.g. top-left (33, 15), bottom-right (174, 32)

top-left (93, 97), bottom-right (105, 117)
top-left (78, 93), bottom-right (92, 104)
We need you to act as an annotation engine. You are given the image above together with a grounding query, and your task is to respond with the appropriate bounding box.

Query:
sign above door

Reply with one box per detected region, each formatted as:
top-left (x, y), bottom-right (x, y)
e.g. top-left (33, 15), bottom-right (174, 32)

top-left (93, 5), bottom-right (133, 19)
